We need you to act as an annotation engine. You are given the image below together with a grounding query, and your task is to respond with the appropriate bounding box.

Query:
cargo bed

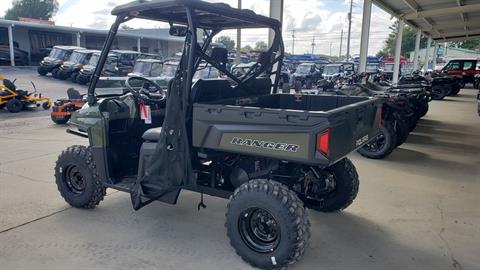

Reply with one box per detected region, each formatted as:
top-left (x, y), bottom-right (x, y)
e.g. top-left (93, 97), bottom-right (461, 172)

top-left (193, 94), bottom-right (383, 166)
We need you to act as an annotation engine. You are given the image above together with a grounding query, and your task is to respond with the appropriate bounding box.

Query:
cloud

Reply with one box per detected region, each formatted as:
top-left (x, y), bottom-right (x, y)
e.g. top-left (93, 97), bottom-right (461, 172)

top-left (0, 0), bottom-right (394, 56)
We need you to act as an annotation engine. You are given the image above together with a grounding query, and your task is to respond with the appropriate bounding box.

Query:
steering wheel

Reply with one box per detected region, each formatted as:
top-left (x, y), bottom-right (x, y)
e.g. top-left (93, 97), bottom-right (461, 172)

top-left (125, 76), bottom-right (166, 101)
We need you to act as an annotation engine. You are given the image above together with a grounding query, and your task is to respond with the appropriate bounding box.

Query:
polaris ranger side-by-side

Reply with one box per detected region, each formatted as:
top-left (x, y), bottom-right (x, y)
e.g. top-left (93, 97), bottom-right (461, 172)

top-left (55, 1), bottom-right (382, 269)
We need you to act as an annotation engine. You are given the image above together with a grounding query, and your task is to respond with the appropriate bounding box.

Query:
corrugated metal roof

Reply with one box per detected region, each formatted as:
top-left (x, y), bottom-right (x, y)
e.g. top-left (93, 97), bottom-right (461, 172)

top-left (373, 0), bottom-right (480, 42)
top-left (0, 19), bottom-right (184, 42)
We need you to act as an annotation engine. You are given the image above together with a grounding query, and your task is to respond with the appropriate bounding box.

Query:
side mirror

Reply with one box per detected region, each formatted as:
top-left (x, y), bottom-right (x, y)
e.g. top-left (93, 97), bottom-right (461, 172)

top-left (169, 25), bottom-right (188, 37)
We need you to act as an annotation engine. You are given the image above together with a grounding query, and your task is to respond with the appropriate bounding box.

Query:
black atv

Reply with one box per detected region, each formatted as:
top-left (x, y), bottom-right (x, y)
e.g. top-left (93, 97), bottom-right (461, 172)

top-left (55, 2), bottom-right (383, 269)
top-left (399, 72), bottom-right (461, 100)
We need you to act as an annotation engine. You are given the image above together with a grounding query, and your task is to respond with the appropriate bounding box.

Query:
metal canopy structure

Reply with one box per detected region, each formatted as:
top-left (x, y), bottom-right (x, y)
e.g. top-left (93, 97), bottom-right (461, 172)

top-left (373, 0), bottom-right (480, 42)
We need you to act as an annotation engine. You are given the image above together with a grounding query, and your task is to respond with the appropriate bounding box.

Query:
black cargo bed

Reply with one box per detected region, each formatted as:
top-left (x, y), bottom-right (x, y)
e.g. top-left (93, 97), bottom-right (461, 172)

top-left (192, 94), bottom-right (383, 166)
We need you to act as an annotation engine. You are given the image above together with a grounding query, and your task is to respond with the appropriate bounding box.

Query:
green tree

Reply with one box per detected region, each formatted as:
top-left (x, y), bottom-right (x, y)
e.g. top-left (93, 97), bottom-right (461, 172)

top-left (215, 36), bottom-right (235, 51)
top-left (450, 40), bottom-right (480, 50)
top-left (241, 45), bottom-right (253, 52)
top-left (376, 21), bottom-right (427, 58)
top-left (4, 0), bottom-right (59, 21)
top-left (254, 41), bottom-right (268, 51)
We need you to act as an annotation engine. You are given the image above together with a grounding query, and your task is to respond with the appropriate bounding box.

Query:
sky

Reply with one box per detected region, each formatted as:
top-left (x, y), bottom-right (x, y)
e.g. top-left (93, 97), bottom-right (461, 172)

top-left (0, 0), bottom-right (395, 56)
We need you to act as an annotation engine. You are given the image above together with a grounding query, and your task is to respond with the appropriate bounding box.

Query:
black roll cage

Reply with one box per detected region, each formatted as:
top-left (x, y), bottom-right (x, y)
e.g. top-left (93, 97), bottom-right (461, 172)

top-left (87, 4), bottom-right (284, 107)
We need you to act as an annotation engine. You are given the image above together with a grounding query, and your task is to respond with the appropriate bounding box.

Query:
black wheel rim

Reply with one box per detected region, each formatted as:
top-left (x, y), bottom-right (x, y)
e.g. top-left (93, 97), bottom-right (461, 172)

top-left (238, 207), bottom-right (280, 253)
top-left (364, 132), bottom-right (386, 152)
top-left (63, 165), bottom-right (86, 195)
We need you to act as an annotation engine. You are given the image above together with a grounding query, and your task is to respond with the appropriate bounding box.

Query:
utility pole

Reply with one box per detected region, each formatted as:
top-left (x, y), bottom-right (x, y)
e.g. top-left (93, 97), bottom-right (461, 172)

top-left (292, 29), bottom-right (295, 55)
top-left (346, 0), bottom-right (353, 61)
top-left (311, 36), bottom-right (315, 54)
top-left (330, 42), bottom-right (332, 57)
top-left (339, 29), bottom-right (344, 58)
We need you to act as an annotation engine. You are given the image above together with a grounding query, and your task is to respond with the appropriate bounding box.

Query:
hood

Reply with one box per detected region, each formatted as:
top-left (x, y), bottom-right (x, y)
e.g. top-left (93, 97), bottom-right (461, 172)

top-left (43, 57), bottom-right (62, 64)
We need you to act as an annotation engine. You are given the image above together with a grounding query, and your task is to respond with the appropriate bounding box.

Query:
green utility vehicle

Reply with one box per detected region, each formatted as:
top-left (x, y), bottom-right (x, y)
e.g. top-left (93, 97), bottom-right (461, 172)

top-left (55, 1), bottom-right (382, 269)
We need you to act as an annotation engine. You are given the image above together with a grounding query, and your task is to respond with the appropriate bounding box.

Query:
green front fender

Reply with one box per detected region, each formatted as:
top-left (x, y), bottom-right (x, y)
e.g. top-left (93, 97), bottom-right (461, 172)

top-left (70, 101), bottom-right (107, 147)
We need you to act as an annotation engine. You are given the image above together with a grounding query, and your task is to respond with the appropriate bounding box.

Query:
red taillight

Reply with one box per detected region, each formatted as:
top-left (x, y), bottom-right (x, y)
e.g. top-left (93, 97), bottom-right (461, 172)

top-left (378, 108), bottom-right (383, 128)
top-left (316, 129), bottom-right (330, 156)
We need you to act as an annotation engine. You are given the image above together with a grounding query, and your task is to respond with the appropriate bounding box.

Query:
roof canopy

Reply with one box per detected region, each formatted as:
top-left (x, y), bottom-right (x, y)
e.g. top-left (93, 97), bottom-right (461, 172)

top-left (111, 0), bottom-right (281, 29)
top-left (373, 0), bottom-right (480, 42)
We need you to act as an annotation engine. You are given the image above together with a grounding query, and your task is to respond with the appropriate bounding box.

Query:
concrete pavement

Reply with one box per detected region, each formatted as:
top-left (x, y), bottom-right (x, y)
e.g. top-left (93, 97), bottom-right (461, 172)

top-left (0, 70), bottom-right (479, 270)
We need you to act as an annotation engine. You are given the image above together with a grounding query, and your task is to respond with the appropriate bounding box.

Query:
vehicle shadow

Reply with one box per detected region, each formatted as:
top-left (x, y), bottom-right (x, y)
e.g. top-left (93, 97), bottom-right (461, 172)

top-left (293, 211), bottom-right (449, 270)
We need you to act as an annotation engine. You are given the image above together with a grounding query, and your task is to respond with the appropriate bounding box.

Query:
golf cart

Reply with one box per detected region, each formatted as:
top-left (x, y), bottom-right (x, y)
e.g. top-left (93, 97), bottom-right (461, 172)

top-left (56, 49), bottom-right (98, 80)
top-left (55, 1), bottom-right (382, 269)
top-left (37, 46), bottom-right (84, 76)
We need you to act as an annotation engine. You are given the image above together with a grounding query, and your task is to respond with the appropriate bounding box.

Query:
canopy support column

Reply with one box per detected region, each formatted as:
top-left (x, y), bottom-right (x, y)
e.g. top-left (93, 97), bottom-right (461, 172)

top-left (413, 29), bottom-right (421, 71)
top-left (236, 0), bottom-right (242, 64)
top-left (432, 42), bottom-right (438, 71)
top-left (137, 37), bottom-right (141, 52)
top-left (8, 25), bottom-right (14, 67)
top-left (76, 32), bottom-right (81, 47)
top-left (425, 37), bottom-right (432, 71)
top-left (393, 20), bottom-right (404, 84)
top-left (358, 0), bottom-right (372, 73)
top-left (268, 0), bottom-right (283, 47)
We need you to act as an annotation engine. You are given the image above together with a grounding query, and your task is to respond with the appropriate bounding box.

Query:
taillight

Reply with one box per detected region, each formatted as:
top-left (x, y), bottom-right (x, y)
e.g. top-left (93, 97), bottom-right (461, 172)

top-left (379, 108), bottom-right (383, 128)
top-left (316, 129), bottom-right (330, 157)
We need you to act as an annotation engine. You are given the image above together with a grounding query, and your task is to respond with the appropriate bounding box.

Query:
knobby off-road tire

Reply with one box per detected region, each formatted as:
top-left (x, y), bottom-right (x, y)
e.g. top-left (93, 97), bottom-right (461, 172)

top-left (226, 179), bottom-right (310, 270)
top-left (431, 85), bottom-right (447, 100)
top-left (55, 145), bottom-right (106, 209)
top-left (37, 67), bottom-right (48, 76)
top-left (302, 158), bottom-right (359, 212)
top-left (394, 118), bottom-right (410, 147)
top-left (358, 120), bottom-right (397, 159)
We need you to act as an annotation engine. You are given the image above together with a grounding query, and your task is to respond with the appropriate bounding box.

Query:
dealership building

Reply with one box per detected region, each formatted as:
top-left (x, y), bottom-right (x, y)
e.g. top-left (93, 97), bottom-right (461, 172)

top-left (0, 19), bottom-right (185, 66)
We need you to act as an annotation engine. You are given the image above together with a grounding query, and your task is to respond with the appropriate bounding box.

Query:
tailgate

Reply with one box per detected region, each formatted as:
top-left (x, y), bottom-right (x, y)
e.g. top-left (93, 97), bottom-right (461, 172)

top-left (322, 98), bottom-right (383, 163)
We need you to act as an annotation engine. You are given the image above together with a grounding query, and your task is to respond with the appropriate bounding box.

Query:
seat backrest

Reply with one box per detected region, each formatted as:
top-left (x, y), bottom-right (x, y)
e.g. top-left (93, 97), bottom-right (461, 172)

top-left (210, 47), bottom-right (228, 69)
top-left (192, 79), bottom-right (232, 103)
top-left (237, 77), bottom-right (272, 96)
top-left (67, 88), bottom-right (82, 100)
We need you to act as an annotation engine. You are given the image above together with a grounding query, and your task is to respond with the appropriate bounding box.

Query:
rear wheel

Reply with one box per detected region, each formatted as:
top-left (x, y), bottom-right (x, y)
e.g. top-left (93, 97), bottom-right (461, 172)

top-left (294, 80), bottom-right (302, 92)
top-left (449, 86), bottom-right (461, 96)
top-left (358, 120), bottom-right (397, 159)
top-left (394, 118), bottom-right (410, 147)
top-left (305, 79), bottom-right (313, 89)
top-left (6, 98), bottom-right (23, 113)
top-left (55, 145), bottom-right (106, 209)
top-left (42, 101), bottom-right (51, 110)
top-left (226, 179), bottom-right (310, 269)
top-left (431, 85), bottom-right (446, 100)
top-left (301, 158), bottom-right (359, 212)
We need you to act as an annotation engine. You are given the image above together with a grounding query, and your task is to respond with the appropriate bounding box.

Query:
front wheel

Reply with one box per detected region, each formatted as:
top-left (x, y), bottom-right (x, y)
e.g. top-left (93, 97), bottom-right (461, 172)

top-left (226, 179), bottom-right (310, 269)
top-left (51, 68), bottom-right (60, 78)
top-left (37, 67), bottom-right (47, 76)
top-left (301, 158), bottom-right (359, 212)
top-left (55, 145), bottom-right (106, 209)
top-left (358, 120), bottom-right (397, 159)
